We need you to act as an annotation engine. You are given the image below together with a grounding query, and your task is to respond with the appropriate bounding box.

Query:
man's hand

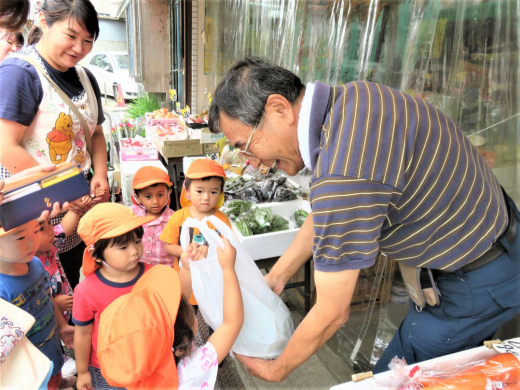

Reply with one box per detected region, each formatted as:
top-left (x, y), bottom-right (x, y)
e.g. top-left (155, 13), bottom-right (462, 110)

top-left (59, 324), bottom-right (75, 349)
top-left (55, 294), bottom-right (73, 312)
top-left (265, 272), bottom-right (287, 296)
top-left (235, 354), bottom-right (285, 382)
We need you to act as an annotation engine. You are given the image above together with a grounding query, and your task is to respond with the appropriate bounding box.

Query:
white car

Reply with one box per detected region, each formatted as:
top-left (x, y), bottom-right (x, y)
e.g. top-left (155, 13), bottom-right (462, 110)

top-left (84, 51), bottom-right (138, 100)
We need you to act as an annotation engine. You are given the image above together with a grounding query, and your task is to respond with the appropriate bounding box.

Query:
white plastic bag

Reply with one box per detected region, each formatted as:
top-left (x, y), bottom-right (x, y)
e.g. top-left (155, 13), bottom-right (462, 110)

top-left (180, 216), bottom-right (294, 358)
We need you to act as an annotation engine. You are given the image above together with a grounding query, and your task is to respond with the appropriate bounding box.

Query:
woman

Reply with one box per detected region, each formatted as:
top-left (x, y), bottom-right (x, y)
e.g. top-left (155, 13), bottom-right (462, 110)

top-left (0, 29), bottom-right (20, 62)
top-left (0, 0), bottom-right (110, 289)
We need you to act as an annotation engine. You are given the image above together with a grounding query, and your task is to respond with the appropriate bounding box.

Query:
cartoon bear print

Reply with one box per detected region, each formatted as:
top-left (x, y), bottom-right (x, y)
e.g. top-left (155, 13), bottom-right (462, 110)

top-left (46, 112), bottom-right (75, 164)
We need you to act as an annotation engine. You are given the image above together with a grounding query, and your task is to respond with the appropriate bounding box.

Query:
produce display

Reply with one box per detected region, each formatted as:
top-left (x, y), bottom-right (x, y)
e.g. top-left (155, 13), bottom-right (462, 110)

top-left (223, 199), bottom-right (290, 236)
top-left (148, 107), bottom-right (179, 119)
top-left (186, 110), bottom-right (209, 128)
top-left (225, 175), bottom-right (298, 203)
top-left (152, 123), bottom-right (188, 141)
top-left (387, 352), bottom-right (520, 390)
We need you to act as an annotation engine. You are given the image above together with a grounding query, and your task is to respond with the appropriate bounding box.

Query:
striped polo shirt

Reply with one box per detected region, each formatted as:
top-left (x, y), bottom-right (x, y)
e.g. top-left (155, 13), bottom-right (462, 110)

top-left (307, 81), bottom-right (508, 272)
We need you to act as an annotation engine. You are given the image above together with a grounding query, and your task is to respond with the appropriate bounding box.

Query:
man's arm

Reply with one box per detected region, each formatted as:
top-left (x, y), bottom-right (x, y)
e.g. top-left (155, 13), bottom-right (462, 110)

top-left (236, 267), bottom-right (360, 382)
top-left (266, 213), bottom-right (314, 295)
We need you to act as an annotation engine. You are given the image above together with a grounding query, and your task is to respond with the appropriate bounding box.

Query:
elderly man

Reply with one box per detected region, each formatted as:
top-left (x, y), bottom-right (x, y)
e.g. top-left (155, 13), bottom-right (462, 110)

top-left (208, 57), bottom-right (520, 381)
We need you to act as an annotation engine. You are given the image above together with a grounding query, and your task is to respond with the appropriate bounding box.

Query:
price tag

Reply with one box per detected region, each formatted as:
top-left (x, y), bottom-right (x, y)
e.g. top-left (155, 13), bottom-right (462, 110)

top-left (492, 338), bottom-right (520, 357)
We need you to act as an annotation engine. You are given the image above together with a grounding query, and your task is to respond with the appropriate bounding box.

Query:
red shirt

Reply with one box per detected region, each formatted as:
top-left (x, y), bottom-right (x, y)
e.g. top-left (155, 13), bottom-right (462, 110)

top-left (72, 263), bottom-right (152, 367)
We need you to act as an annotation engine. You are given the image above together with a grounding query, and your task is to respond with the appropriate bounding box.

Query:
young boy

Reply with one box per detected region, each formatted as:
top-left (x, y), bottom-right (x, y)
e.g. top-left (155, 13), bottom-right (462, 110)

top-left (160, 158), bottom-right (232, 306)
top-left (0, 221), bottom-right (75, 389)
top-left (131, 166), bottom-right (175, 266)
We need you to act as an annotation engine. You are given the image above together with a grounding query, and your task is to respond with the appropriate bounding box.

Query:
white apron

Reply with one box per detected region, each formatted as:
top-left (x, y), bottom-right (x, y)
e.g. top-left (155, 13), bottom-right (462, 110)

top-left (18, 49), bottom-right (98, 173)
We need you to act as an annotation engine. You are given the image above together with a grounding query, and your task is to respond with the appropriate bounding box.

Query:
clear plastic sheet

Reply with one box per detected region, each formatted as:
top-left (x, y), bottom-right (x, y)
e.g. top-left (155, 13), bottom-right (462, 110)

top-left (205, 0), bottom-right (519, 203)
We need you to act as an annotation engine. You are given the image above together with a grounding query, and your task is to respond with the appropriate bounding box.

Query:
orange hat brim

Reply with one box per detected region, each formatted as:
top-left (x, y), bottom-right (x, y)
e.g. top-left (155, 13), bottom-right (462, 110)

top-left (133, 179), bottom-right (172, 190)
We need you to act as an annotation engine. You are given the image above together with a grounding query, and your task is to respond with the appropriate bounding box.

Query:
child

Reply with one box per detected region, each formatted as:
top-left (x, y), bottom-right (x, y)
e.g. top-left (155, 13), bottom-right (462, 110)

top-left (36, 210), bottom-right (81, 378)
top-left (131, 165), bottom-right (175, 266)
top-left (72, 203), bottom-right (155, 390)
top-left (160, 158), bottom-right (232, 307)
top-left (97, 237), bottom-right (244, 389)
top-left (0, 221), bottom-right (75, 389)
top-left (36, 210), bottom-right (81, 322)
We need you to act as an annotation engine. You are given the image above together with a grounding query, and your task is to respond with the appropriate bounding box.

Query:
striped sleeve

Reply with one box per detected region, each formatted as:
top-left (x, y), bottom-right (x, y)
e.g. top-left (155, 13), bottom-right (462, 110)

top-left (311, 175), bottom-right (400, 271)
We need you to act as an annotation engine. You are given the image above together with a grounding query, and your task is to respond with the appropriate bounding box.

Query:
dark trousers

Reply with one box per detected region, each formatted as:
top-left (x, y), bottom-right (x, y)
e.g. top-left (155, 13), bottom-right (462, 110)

top-left (59, 241), bottom-right (86, 290)
top-left (374, 195), bottom-right (520, 373)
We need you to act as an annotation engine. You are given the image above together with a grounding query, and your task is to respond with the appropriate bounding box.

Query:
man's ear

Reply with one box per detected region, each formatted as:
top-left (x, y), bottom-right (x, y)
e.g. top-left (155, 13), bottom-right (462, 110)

top-left (264, 94), bottom-right (296, 126)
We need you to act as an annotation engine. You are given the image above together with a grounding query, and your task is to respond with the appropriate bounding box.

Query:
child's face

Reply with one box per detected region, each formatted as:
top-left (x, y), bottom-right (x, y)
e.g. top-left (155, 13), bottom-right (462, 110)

top-left (185, 178), bottom-right (222, 213)
top-left (36, 220), bottom-right (55, 254)
top-left (135, 184), bottom-right (170, 217)
top-left (0, 220), bottom-right (41, 263)
top-left (100, 233), bottom-right (144, 272)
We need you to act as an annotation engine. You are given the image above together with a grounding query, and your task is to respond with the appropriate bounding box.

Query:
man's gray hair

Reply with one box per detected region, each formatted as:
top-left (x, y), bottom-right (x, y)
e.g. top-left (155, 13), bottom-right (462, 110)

top-left (208, 57), bottom-right (304, 134)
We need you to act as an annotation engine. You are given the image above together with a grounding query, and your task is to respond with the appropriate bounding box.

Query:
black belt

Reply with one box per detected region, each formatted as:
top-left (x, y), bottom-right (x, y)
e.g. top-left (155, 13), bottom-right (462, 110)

top-left (455, 202), bottom-right (517, 274)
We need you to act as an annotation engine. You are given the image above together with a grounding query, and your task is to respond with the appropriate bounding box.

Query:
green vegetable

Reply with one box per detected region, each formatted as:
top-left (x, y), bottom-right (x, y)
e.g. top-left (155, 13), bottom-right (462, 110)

top-left (270, 214), bottom-right (290, 232)
top-left (125, 93), bottom-right (160, 119)
top-left (253, 207), bottom-right (273, 230)
top-left (294, 209), bottom-right (309, 228)
top-left (225, 199), bottom-right (253, 217)
top-left (235, 217), bottom-right (253, 236)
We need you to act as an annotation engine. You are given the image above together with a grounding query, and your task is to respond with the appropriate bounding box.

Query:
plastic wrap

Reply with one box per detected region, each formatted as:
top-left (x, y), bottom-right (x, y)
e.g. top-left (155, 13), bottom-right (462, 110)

top-left (205, 0), bottom-right (518, 203)
top-left (385, 353), bottom-right (520, 390)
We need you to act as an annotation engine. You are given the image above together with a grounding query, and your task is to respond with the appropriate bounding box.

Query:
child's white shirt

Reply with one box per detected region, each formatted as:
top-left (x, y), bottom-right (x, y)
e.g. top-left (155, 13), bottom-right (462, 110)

top-left (177, 341), bottom-right (219, 389)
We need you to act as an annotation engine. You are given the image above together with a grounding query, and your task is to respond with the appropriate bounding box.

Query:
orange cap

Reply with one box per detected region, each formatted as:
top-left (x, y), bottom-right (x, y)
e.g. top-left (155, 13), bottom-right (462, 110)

top-left (77, 203), bottom-right (154, 276)
top-left (180, 158), bottom-right (226, 208)
top-left (185, 158), bottom-right (227, 180)
top-left (97, 265), bottom-right (181, 390)
top-left (131, 166), bottom-right (172, 206)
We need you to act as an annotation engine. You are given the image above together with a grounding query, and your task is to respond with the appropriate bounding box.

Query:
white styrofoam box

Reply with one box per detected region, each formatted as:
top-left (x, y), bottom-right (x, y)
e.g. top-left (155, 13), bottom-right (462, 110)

top-left (330, 339), bottom-right (519, 390)
top-left (229, 199), bottom-right (311, 260)
top-left (119, 159), bottom-right (168, 206)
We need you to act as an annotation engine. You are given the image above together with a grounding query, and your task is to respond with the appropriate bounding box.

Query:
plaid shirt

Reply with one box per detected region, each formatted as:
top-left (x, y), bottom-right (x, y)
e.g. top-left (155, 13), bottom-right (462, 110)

top-left (130, 204), bottom-right (175, 267)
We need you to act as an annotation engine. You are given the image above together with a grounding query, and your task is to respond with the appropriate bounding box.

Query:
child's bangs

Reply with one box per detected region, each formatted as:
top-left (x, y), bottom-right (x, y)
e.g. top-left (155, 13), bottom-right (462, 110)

top-left (108, 226), bottom-right (144, 247)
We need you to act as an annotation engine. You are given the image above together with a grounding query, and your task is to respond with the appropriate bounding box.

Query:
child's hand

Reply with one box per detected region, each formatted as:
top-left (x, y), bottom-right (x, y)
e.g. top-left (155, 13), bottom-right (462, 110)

top-left (216, 238), bottom-right (236, 271)
top-left (81, 195), bottom-right (93, 207)
top-left (77, 372), bottom-right (93, 390)
top-left (182, 243), bottom-right (206, 262)
top-left (59, 324), bottom-right (75, 349)
top-left (55, 294), bottom-right (73, 312)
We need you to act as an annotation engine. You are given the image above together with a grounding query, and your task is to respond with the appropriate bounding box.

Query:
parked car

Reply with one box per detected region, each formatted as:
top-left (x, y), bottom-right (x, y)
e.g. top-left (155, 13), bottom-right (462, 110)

top-left (84, 51), bottom-right (139, 100)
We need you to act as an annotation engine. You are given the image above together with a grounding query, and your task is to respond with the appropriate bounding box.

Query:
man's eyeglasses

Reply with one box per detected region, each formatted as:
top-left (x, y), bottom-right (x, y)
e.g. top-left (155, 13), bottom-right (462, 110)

top-left (237, 125), bottom-right (257, 159)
